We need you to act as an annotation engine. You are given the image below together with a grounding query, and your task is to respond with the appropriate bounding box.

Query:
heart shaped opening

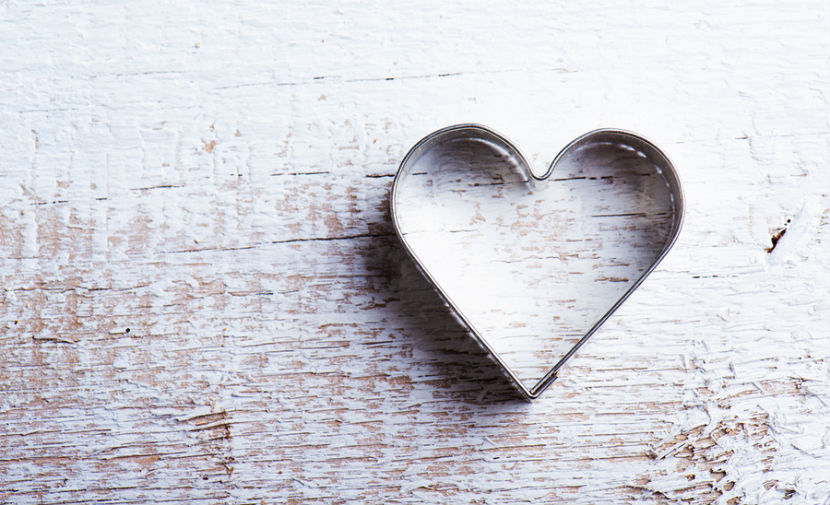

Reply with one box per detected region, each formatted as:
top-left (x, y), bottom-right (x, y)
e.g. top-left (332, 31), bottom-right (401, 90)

top-left (392, 126), bottom-right (682, 397)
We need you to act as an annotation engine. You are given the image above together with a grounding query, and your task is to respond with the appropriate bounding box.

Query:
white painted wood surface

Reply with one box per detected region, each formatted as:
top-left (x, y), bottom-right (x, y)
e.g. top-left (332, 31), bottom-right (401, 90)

top-left (0, 1), bottom-right (827, 504)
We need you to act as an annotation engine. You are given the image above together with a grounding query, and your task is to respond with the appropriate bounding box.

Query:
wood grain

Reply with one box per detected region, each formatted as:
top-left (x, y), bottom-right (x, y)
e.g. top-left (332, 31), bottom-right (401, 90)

top-left (0, 1), bottom-right (828, 504)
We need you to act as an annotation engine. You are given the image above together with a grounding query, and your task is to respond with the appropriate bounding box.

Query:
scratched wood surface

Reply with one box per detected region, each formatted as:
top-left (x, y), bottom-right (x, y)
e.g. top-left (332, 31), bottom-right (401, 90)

top-left (0, 1), bottom-right (828, 504)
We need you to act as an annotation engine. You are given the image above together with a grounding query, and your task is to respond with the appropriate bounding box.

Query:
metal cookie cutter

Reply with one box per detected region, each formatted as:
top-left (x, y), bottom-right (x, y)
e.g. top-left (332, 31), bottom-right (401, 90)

top-left (390, 124), bottom-right (685, 399)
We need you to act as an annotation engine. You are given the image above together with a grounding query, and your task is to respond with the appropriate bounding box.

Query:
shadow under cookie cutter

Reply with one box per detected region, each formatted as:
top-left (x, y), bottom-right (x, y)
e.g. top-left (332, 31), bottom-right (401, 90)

top-left (390, 124), bottom-right (685, 400)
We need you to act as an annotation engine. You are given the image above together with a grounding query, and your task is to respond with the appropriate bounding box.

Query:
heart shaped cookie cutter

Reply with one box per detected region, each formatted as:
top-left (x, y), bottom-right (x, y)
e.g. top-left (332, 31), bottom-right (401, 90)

top-left (391, 124), bottom-right (685, 399)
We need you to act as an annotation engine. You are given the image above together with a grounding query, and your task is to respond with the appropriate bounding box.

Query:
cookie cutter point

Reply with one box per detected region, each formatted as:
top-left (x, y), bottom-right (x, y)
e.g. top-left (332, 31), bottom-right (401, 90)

top-left (391, 124), bottom-right (685, 400)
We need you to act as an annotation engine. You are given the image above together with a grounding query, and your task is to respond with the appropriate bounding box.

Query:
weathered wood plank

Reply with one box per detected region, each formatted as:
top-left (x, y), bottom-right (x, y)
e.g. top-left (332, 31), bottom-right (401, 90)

top-left (0, 1), bottom-right (827, 504)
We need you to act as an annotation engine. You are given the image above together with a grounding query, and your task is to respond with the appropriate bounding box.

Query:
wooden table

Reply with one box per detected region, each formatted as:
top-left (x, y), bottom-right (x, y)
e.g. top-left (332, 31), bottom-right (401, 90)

top-left (1, 2), bottom-right (827, 503)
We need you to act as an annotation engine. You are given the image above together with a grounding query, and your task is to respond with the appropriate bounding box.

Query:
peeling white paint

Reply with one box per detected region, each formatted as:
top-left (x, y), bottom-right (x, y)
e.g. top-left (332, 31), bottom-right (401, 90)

top-left (0, 1), bottom-right (827, 504)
